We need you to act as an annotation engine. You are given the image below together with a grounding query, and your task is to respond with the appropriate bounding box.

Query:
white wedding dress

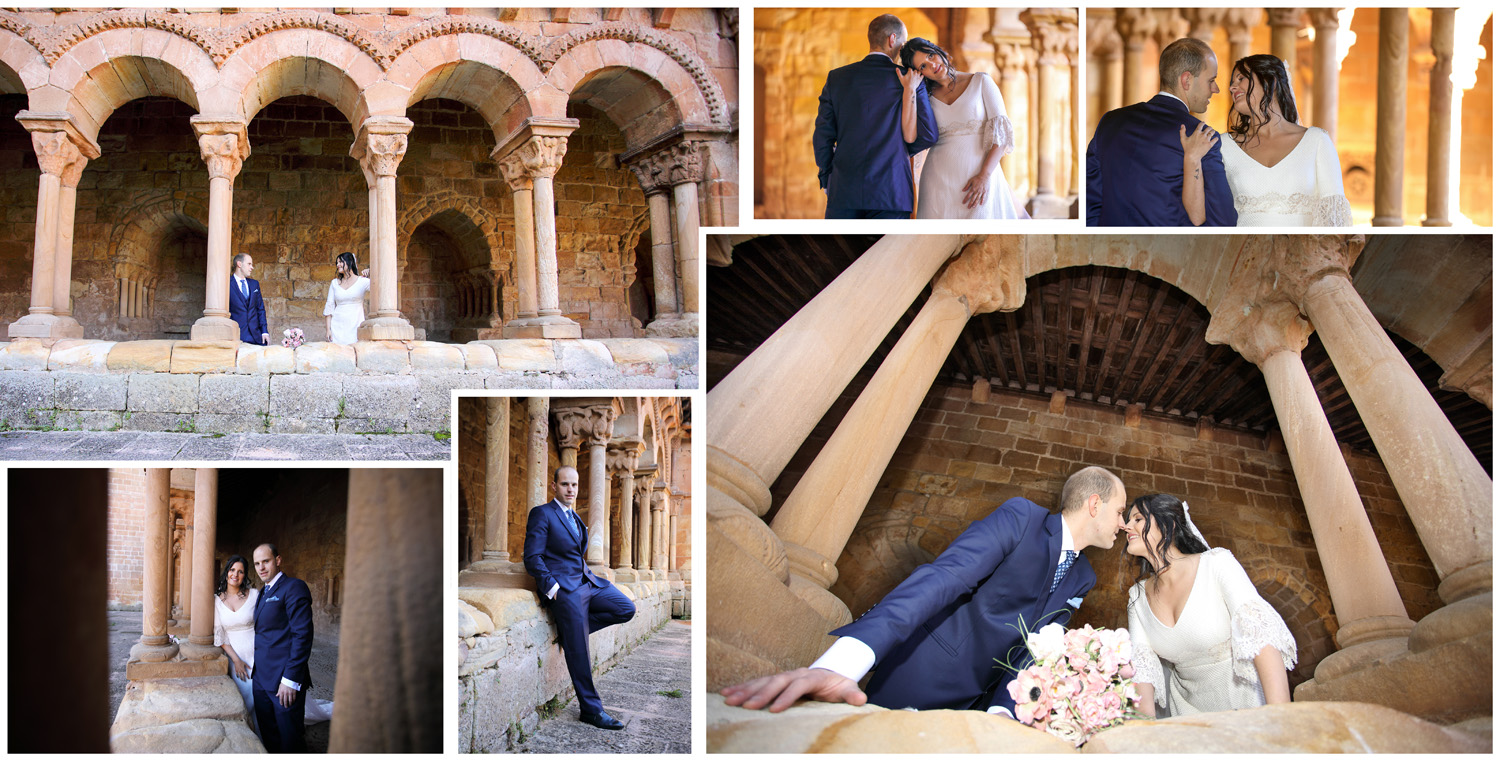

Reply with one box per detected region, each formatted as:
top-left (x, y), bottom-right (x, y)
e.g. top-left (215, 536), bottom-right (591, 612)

top-left (1220, 126), bottom-right (1352, 226)
top-left (323, 276), bottom-right (370, 345)
top-left (214, 587), bottom-right (334, 730)
top-left (1127, 548), bottom-right (1297, 717)
top-left (916, 72), bottom-right (1025, 219)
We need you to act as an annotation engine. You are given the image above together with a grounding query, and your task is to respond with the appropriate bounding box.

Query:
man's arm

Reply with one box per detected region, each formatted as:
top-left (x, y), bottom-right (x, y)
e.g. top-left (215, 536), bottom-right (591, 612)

top-left (1200, 139), bottom-right (1238, 226)
top-left (813, 75), bottom-right (837, 191)
top-left (253, 285), bottom-right (270, 344)
top-left (522, 508), bottom-right (557, 597)
top-left (1085, 132), bottom-right (1102, 225)
top-left (906, 81), bottom-right (938, 155)
top-left (280, 580), bottom-right (314, 688)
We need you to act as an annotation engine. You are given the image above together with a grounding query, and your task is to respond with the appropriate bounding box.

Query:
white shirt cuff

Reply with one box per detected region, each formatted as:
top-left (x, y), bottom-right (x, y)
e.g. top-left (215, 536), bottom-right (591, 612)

top-left (987, 705), bottom-right (1015, 719)
top-left (809, 636), bottom-right (876, 683)
top-left (547, 583), bottom-right (559, 599)
top-left (281, 677), bottom-right (301, 691)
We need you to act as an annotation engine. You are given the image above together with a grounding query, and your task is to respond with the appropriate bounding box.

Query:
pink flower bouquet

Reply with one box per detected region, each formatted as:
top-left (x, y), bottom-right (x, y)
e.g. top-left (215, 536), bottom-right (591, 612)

top-left (1004, 622), bottom-right (1142, 746)
top-left (282, 327), bottom-right (304, 349)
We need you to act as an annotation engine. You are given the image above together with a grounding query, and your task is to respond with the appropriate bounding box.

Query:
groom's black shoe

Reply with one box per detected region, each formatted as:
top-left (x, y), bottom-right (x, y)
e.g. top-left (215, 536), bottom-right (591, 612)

top-left (580, 711), bottom-right (625, 730)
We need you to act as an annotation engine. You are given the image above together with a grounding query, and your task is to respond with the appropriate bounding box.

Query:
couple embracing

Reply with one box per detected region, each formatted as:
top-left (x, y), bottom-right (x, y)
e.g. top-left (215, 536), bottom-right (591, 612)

top-left (723, 467), bottom-right (1297, 722)
top-left (816, 14), bottom-right (1027, 220)
top-left (227, 251), bottom-right (371, 346)
top-left (213, 543), bottom-right (333, 752)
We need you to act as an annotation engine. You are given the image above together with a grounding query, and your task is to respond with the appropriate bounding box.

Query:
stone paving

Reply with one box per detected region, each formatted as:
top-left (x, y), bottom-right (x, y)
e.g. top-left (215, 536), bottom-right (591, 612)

top-left (0, 430), bottom-right (451, 461)
top-left (514, 620), bottom-right (692, 754)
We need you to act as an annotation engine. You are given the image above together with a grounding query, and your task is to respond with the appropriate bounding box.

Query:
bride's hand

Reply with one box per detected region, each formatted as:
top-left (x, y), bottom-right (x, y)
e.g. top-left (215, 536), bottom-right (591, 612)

top-left (1179, 122), bottom-right (1218, 163)
top-left (962, 171), bottom-right (991, 208)
top-left (897, 67), bottom-right (922, 92)
top-left (232, 657), bottom-right (250, 681)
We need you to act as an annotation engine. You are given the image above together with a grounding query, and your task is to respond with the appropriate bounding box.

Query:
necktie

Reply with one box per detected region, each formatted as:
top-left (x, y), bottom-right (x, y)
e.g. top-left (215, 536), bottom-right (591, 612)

top-left (1050, 550), bottom-right (1077, 593)
top-left (239, 278), bottom-right (248, 298)
top-left (561, 507), bottom-right (580, 540)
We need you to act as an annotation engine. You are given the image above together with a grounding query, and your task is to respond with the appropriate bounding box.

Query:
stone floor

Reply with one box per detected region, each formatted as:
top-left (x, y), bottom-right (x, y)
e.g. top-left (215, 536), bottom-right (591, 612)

top-left (514, 620), bottom-right (692, 754)
top-left (0, 430), bottom-right (451, 460)
top-left (108, 610), bottom-right (339, 752)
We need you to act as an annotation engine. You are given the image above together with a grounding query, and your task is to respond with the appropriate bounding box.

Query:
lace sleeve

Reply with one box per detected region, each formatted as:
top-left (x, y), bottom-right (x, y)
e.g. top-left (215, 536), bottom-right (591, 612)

top-left (1314, 195), bottom-right (1353, 227)
top-left (979, 73), bottom-right (1014, 158)
top-left (1310, 127), bottom-right (1352, 226)
top-left (213, 599), bottom-right (224, 648)
top-left (323, 281), bottom-right (337, 316)
top-left (1208, 548), bottom-right (1298, 685)
top-left (1127, 585), bottom-right (1167, 709)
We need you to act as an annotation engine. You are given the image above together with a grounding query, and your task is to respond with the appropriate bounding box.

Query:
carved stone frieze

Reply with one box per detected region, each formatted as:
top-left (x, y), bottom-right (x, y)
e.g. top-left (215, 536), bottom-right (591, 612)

top-left (515, 136), bottom-right (568, 180)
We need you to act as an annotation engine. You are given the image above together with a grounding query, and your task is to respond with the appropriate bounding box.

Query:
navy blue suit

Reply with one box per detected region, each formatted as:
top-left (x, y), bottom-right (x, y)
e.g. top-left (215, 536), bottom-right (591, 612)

top-left (814, 54), bottom-right (939, 218)
top-left (831, 498), bottom-right (1095, 712)
top-left (253, 573), bottom-right (313, 753)
top-left (1086, 94), bottom-right (1237, 227)
top-left (524, 500), bottom-right (635, 718)
top-left (229, 276), bottom-right (269, 345)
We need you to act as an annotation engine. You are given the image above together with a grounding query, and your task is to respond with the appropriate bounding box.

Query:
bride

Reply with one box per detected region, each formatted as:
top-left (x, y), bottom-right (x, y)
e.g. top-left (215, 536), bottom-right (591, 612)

top-left (323, 251), bottom-right (370, 345)
top-left (1181, 54), bottom-right (1351, 226)
top-left (1122, 494), bottom-right (1297, 717)
top-left (898, 38), bottom-right (1027, 219)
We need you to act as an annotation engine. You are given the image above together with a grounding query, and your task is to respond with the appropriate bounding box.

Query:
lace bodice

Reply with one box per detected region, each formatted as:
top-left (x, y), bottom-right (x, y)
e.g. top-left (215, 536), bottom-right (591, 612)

top-left (1127, 548), bottom-right (1296, 717)
top-left (1221, 126), bottom-right (1352, 226)
top-left (214, 586), bottom-right (259, 669)
top-left (916, 72), bottom-right (1024, 220)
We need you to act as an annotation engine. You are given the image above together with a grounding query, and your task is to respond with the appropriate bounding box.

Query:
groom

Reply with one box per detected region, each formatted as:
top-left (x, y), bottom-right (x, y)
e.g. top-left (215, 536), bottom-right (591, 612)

top-left (252, 542), bottom-right (313, 753)
top-left (721, 466), bottom-right (1127, 716)
top-left (1086, 37), bottom-right (1236, 226)
top-left (813, 14), bottom-right (938, 219)
top-left (524, 466), bottom-right (637, 730)
top-left (229, 252), bottom-right (270, 345)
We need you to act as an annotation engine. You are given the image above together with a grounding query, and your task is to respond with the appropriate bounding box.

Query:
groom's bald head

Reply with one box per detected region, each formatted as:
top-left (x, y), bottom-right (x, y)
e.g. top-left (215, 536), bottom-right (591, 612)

top-left (868, 14), bottom-right (907, 56)
top-left (1060, 466), bottom-right (1123, 514)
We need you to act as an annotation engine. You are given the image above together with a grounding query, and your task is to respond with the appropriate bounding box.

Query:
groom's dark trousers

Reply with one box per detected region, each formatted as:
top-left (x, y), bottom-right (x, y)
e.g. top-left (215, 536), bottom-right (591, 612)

top-left (253, 573), bottom-right (313, 753)
top-left (1086, 93), bottom-right (1237, 226)
top-left (831, 498), bottom-right (1095, 713)
top-left (524, 500), bottom-right (635, 718)
top-left (814, 53), bottom-right (938, 218)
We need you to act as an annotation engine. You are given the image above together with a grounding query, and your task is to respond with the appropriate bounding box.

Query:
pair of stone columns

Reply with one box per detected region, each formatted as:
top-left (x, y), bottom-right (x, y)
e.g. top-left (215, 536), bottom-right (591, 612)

top-left (624, 136), bottom-right (712, 336)
top-left (7, 113), bottom-right (99, 340)
top-left (128, 468), bottom-right (225, 676)
top-left (467, 398), bottom-right (526, 574)
top-left (1020, 10), bottom-right (1077, 218)
top-left (607, 437), bottom-right (646, 579)
top-left (1365, 8), bottom-right (1458, 227)
top-left (496, 120), bottom-right (582, 339)
top-left (552, 402), bottom-right (620, 571)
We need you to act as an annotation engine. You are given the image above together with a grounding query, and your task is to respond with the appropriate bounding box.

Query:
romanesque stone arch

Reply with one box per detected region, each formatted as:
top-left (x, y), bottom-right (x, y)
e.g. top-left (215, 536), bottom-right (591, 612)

top-left (40, 31), bottom-right (212, 140)
top-left (548, 39), bottom-right (708, 150)
top-left (545, 22), bottom-right (727, 128)
top-left (397, 192), bottom-right (502, 270)
top-left (0, 26), bottom-right (44, 94)
top-left (398, 198), bottom-right (502, 342)
top-left (1242, 557), bottom-right (1339, 689)
top-left (381, 30), bottom-right (543, 141)
top-left (220, 30), bottom-right (381, 128)
top-left (107, 193), bottom-right (208, 332)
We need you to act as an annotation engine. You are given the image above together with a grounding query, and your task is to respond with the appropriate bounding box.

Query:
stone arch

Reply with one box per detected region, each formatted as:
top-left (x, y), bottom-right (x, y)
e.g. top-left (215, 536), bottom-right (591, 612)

top-left (544, 23), bottom-right (726, 128)
top-left (397, 192), bottom-right (502, 270)
top-left (548, 42), bottom-right (708, 150)
top-left (0, 27), bottom-right (44, 95)
top-left (54, 47), bottom-right (207, 143)
top-left (108, 193), bottom-right (208, 335)
top-left (402, 205), bottom-right (496, 343)
top-left (1025, 234), bottom-right (1253, 312)
top-left (382, 34), bottom-right (541, 142)
top-left (1242, 557), bottom-right (1339, 690)
top-left (109, 192), bottom-right (209, 276)
top-left (219, 30), bottom-right (381, 129)
top-left (832, 519), bottom-right (945, 619)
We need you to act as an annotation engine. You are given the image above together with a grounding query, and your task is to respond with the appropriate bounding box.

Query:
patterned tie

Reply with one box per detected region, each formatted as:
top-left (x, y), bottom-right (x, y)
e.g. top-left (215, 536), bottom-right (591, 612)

top-left (239, 278), bottom-right (248, 298)
top-left (561, 506), bottom-right (581, 541)
top-left (1050, 550), bottom-right (1077, 593)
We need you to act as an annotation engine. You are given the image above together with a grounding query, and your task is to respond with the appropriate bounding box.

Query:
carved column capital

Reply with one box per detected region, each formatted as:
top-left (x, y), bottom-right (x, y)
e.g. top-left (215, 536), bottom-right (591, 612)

top-left (1222, 8), bottom-right (1259, 43)
top-left (606, 437), bottom-right (645, 474)
top-left (1150, 9), bottom-right (1191, 48)
top-left (516, 135), bottom-right (568, 180)
top-left (1183, 8), bottom-right (1228, 42)
top-left (497, 152), bottom-right (533, 191)
top-left (552, 406), bottom-right (591, 451)
top-left (583, 404), bottom-right (619, 447)
top-left (1114, 8), bottom-right (1157, 47)
top-left (1266, 8), bottom-right (1307, 29)
top-left (1087, 17), bottom-right (1123, 61)
top-left (665, 141), bottom-right (706, 185)
top-left (626, 153), bottom-right (670, 194)
top-left (1307, 7), bottom-right (1342, 30)
top-left (29, 130), bottom-right (89, 185)
top-left (190, 117), bottom-right (251, 183)
top-left (650, 485), bottom-right (667, 511)
top-left (349, 116), bottom-right (414, 186)
top-left (1207, 299), bottom-right (1312, 366)
top-left (1204, 235), bottom-right (1363, 364)
top-left (1021, 9), bottom-right (1077, 66)
top-left (931, 236), bottom-right (1026, 316)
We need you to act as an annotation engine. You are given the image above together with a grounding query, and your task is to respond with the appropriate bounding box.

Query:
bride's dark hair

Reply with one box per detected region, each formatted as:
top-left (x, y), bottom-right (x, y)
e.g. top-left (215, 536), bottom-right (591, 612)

top-left (215, 554), bottom-right (252, 598)
top-left (1124, 493), bottom-right (1209, 584)
top-left (335, 251), bottom-right (358, 277)
top-left (899, 38), bottom-right (953, 82)
top-left (1229, 54), bottom-right (1299, 147)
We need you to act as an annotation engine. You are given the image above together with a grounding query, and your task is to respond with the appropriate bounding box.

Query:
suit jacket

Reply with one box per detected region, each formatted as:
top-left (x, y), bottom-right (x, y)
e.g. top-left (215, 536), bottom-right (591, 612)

top-left (814, 54), bottom-right (939, 213)
top-left (1086, 94), bottom-right (1237, 227)
top-left (831, 498), bottom-right (1095, 712)
top-left (523, 500), bottom-right (606, 606)
top-left (252, 574), bottom-right (314, 693)
top-left (228, 276), bottom-right (269, 345)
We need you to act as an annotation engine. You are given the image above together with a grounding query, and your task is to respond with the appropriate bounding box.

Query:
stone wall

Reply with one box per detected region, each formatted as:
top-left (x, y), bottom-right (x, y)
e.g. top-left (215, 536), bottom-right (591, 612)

top-left (771, 380), bottom-right (1444, 690)
top-left (106, 467), bottom-right (147, 607)
top-left (456, 580), bottom-right (673, 752)
top-left (0, 337), bottom-right (696, 434)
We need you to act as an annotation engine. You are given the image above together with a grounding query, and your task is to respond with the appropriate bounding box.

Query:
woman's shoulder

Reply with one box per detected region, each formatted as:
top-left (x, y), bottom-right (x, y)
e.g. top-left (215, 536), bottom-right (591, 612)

top-left (1303, 125), bottom-right (1337, 149)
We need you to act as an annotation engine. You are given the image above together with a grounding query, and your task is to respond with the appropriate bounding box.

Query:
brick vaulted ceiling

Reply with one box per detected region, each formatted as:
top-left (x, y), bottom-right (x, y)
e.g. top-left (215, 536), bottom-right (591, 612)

top-left (707, 235), bottom-right (1492, 472)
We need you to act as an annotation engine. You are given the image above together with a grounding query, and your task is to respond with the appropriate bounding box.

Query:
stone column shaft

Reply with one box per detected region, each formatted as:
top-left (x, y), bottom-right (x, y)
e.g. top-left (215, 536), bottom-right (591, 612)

top-left (8, 124), bottom-right (93, 338)
top-left (527, 397), bottom-right (549, 509)
top-left (52, 178), bottom-right (80, 326)
top-left (534, 172), bottom-right (560, 316)
top-left (1268, 9), bottom-right (1303, 88)
top-left (1310, 10), bottom-right (1341, 140)
top-left (617, 471), bottom-right (635, 569)
top-left (1303, 274), bottom-right (1492, 595)
top-left (587, 439), bottom-right (610, 568)
top-left (996, 44), bottom-right (1032, 194)
top-left (499, 133), bottom-right (579, 338)
top-left (180, 524), bottom-right (194, 624)
top-left (135, 469), bottom-right (178, 661)
top-left (1424, 9), bottom-right (1455, 227)
top-left (1023, 10), bottom-right (1074, 218)
top-left (1373, 9), bottom-right (1408, 226)
top-left (513, 186), bottom-right (539, 319)
top-left (648, 190), bottom-right (679, 317)
top-left (188, 119), bottom-right (249, 341)
top-left (708, 234), bottom-right (963, 517)
top-left (672, 180), bottom-right (701, 315)
top-left (635, 475), bottom-right (654, 571)
top-left (484, 398), bottom-right (510, 561)
top-left (669, 514), bottom-right (680, 571)
top-left (352, 117), bottom-right (416, 340)
top-left (651, 492), bottom-right (668, 571)
top-left (185, 468), bottom-right (221, 656)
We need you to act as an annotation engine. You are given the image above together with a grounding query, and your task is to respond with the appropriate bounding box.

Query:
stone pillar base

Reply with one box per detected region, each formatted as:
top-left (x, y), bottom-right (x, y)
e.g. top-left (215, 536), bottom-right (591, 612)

top-left (466, 559), bottom-right (526, 574)
top-left (457, 568), bottom-right (535, 592)
top-left (1336, 614), bottom-right (1417, 650)
top-left (645, 313), bottom-right (699, 338)
top-left (501, 316), bottom-right (581, 339)
top-left (110, 675), bottom-right (260, 753)
top-left (8, 313), bottom-right (76, 340)
top-left (189, 315), bottom-right (240, 342)
top-left (1314, 636), bottom-right (1410, 683)
top-left (1438, 560), bottom-right (1491, 604)
top-left (1295, 628), bottom-right (1490, 724)
top-left (179, 641), bottom-right (224, 661)
top-left (125, 653), bottom-right (227, 681)
top-left (590, 564), bottom-right (615, 582)
top-left (1422, 218), bottom-right (1453, 227)
top-left (1026, 194), bottom-right (1072, 219)
top-left (357, 315), bottom-right (416, 341)
top-left (129, 640), bottom-right (179, 664)
top-left (1411, 592), bottom-right (1491, 652)
top-left (613, 568), bottom-right (640, 582)
top-left (1371, 215), bottom-right (1404, 227)
top-left (788, 574), bottom-right (854, 629)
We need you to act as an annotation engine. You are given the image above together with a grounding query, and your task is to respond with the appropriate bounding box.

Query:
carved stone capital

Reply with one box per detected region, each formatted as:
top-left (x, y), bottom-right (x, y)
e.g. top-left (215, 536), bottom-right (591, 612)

top-left (1266, 8), bottom-right (1307, 29)
top-left (995, 41), bottom-right (1037, 75)
top-left (606, 437), bottom-right (645, 474)
top-left (30, 131), bottom-right (88, 183)
top-left (1222, 8), bottom-right (1260, 40)
top-left (626, 154), bottom-right (668, 194)
top-left (650, 486), bottom-right (667, 511)
top-left (1021, 9), bottom-right (1077, 66)
top-left (1183, 8), bottom-right (1228, 42)
top-left (552, 407), bottom-right (590, 450)
top-left (190, 116), bottom-right (251, 183)
top-left (1206, 299), bottom-right (1312, 366)
top-left (931, 236), bottom-right (1026, 316)
top-left (583, 404), bottom-right (619, 447)
top-left (1114, 8), bottom-right (1157, 46)
top-left (1087, 17), bottom-right (1123, 60)
top-left (349, 116), bottom-right (414, 185)
top-left (1307, 8), bottom-right (1342, 30)
top-left (1151, 9), bottom-right (1191, 47)
top-left (516, 135), bottom-right (568, 180)
top-left (665, 141), bottom-right (706, 185)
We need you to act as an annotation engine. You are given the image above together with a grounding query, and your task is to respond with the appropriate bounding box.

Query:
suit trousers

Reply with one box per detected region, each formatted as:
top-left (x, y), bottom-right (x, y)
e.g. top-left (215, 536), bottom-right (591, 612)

top-left (824, 206), bottom-right (909, 220)
top-left (551, 582), bottom-right (636, 717)
top-left (253, 683), bottom-right (307, 753)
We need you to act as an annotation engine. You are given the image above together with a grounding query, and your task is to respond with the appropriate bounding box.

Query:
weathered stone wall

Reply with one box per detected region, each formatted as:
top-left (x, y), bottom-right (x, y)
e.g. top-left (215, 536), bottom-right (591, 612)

top-left (771, 380), bottom-right (1443, 690)
top-left (456, 581), bottom-right (673, 752)
top-left (106, 467), bottom-right (147, 607)
top-left (0, 95), bottom-right (37, 330)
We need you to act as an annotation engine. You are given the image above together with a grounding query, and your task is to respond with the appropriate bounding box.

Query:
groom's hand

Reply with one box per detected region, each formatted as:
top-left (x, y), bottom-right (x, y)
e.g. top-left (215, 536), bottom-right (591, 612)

top-left (277, 683), bottom-right (297, 708)
top-left (719, 667), bottom-right (867, 713)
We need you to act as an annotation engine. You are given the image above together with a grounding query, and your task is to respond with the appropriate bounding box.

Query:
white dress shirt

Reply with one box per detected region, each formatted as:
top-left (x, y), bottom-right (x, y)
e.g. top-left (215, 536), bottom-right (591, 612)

top-left (261, 572), bottom-right (302, 692)
top-left (810, 519), bottom-right (1077, 718)
top-left (1155, 90), bottom-right (1189, 111)
top-left (234, 274), bottom-right (249, 298)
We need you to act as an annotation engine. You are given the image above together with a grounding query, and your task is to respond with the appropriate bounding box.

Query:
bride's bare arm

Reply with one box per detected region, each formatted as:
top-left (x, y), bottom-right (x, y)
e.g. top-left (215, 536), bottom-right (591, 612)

top-left (1254, 644), bottom-right (1291, 704)
top-left (898, 68), bottom-right (922, 144)
top-left (1179, 122), bottom-right (1217, 226)
top-left (1134, 683), bottom-right (1157, 718)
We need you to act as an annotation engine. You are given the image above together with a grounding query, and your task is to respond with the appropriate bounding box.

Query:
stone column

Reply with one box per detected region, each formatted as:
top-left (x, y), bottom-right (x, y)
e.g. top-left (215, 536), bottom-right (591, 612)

top-left (552, 405), bottom-right (588, 468)
top-left (9, 114), bottom-right (98, 340)
top-left (995, 41), bottom-right (1033, 196)
top-left (1115, 9), bottom-right (1155, 106)
top-left (1373, 8), bottom-right (1407, 226)
top-left (669, 513), bottom-right (681, 572)
top-left (329, 469), bottom-right (442, 753)
top-left (1423, 8), bottom-right (1455, 227)
top-left (1097, 26), bottom-right (1124, 114)
top-left (167, 532), bottom-right (180, 628)
top-left (1185, 7), bottom-right (1226, 42)
top-left (496, 152), bottom-right (539, 329)
top-left (583, 404), bottom-right (618, 571)
top-left (351, 116), bottom-right (417, 340)
top-left (651, 485), bottom-right (669, 571)
top-left (771, 238), bottom-right (1025, 626)
top-left (182, 467), bottom-right (225, 660)
top-left (708, 233), bottom-right (964, 534)
top-left (1207, 299), bottom-right (1414, 669)
top-left (189, 118), bottom-right (250, 341)
top-left (635, 467), bottom-right (655, 573)
top-left (1022, 9), bottom-right (1074, 219)
top-left (1267, 9), bottom-right (1304, 88)
top-left (470, 399), bottom-right (521, 572)
top-left (668, 142), bottom-right (704, 327)
top-left (628, 156), bottom-right (683, 333)
top-left (1309, 9), bottom-right (1342, 140)
top-left (130, 469), bottom-right (178, 664)
top-left (180, 522), bottom-right (194, 626)
top-left (527, 397), bottom-right (549, 509)
top-left (494, 123), bottom-right (581, 339)
top-left (608, 438), bottom-right (644, 580)
top-left (1224, 9), bottom-right (1257, 66)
